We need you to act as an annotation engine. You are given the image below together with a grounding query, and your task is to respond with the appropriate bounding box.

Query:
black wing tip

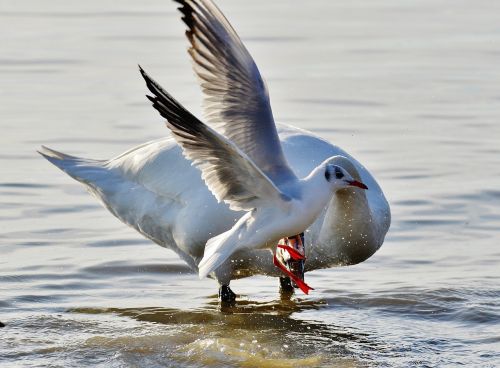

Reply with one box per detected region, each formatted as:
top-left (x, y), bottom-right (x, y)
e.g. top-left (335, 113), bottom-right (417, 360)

top-left (138, 64), bottom-right (146, 76)
top-left (138, 64), bottom-right (151, 84)
top-left (138, 68), bottom-right (204, 136)
top-left (138, 65), bottom-right (171, 117)
top-left (137, 45), bottom-right (205, 136)
top-left (173, 0), bottom-right (196, 31)
top-left (138, 66), bottom-right (164, 100)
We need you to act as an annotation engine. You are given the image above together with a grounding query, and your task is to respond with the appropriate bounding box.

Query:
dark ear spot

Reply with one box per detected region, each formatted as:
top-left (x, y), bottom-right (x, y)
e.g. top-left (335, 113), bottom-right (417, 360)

top-left (325, 168), bottom-right (331, 181)
top-left (335, 166), bottom-right (344, 179)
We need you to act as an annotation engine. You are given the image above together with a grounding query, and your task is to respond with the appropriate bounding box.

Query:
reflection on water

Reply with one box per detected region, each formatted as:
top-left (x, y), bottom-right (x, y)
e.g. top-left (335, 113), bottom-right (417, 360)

top-left (70, 299), bottom-right (378, 368)
top-left (1, 0), bottom-right (500, 366)
top-left (74, 299), bottom-right (330, 327)
top-left (2, 284), bottom-right (498, 367)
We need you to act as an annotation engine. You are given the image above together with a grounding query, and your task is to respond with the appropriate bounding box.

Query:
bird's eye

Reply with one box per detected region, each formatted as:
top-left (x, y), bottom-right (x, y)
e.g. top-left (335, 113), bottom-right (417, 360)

top-left (334, 167), bottom-right (344, 179)
top-left (325, 169), bottom-right (331, 181)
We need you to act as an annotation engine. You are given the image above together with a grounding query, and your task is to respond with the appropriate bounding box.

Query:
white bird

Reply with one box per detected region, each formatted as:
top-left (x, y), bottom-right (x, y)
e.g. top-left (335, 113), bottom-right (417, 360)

top-left (39, 0), bottom-right (390, 300)
top-left (139, 66), bottom-right (369, 283)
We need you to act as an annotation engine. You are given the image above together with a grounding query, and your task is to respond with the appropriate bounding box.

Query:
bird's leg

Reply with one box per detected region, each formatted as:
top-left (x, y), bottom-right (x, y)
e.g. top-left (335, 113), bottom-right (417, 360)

top-left (279, 276), bottom-right (295, 297)
top-left (218, 284), bottom-right (236, 302)
top-left (275, 232), bottom-right (313, 295)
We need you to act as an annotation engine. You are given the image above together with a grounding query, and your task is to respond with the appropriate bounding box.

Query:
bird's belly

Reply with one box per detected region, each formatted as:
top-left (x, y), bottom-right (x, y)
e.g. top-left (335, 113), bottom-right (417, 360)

top-left (247, 211), bottom-right (311, 249)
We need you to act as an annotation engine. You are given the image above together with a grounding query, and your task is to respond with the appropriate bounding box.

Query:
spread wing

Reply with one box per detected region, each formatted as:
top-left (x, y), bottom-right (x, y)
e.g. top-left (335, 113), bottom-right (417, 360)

top-left (174, 0), bottom-right (297, 185)
top-left (140, 66), bottom-right (291, 211)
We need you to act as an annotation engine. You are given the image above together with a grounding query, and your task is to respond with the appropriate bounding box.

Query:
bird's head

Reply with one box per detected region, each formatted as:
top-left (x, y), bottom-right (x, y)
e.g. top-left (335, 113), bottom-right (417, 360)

top-left (324, 164), bottom-right (368, 191)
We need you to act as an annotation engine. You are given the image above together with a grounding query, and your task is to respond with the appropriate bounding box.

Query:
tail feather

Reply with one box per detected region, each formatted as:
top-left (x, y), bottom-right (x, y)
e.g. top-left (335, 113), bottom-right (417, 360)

top-left (38, 145), bottom-right (107, 185)
top-left (38, 145), bottom-right (78, 161)
top-left (198, 230), bottom-right (235, 279)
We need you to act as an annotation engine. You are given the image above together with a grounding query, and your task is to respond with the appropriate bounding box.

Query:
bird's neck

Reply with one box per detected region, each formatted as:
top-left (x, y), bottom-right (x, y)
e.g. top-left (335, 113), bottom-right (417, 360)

top-left (300, 168), bottom-right (335, 214)
top-left (307, 187), bottom-right (378, 269)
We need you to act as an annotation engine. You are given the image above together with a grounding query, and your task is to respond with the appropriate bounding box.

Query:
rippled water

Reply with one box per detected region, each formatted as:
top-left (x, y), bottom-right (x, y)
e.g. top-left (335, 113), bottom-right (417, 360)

top-left (1, 0), bottom-right (499, 366)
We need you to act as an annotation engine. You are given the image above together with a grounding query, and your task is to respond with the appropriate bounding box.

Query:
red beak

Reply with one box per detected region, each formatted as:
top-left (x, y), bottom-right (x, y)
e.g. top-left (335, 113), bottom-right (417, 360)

top-left (347, 180), bottom-right (368, 190)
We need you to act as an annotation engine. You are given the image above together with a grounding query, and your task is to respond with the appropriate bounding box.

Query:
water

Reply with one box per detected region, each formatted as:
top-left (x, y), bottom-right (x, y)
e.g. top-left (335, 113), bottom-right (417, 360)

top-left (1, 0), bottom-right (499, 366)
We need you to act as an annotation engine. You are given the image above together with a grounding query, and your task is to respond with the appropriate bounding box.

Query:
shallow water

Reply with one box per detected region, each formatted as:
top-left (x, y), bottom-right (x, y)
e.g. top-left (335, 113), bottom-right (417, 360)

top-left (1, 0), bottom-right (499, 366)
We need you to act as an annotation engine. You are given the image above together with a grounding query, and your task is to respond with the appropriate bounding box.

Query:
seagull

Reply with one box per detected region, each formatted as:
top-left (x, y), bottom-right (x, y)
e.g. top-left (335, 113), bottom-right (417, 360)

top-left (139, 66), bottom-right (368, 283)
top-left (39, 0), bottom-right (390, 301)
